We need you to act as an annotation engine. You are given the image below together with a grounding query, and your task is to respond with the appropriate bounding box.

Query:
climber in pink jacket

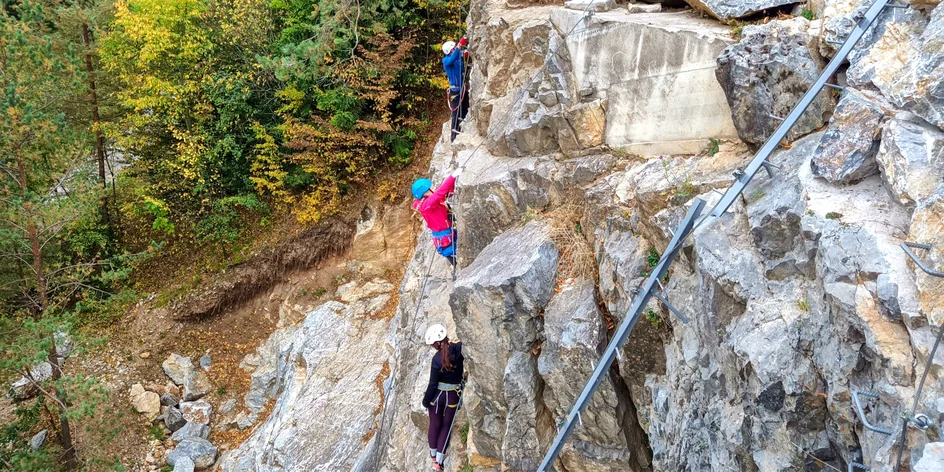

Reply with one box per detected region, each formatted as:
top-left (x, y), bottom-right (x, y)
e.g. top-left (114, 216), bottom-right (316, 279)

top-left (412, 167), bottom-right (463, 267)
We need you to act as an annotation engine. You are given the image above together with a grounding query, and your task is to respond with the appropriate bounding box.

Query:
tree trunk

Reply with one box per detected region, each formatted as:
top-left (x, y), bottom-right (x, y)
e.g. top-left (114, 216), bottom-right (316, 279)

top-left (47, 337), bottom-right (78, 471)
top-left (16, 144), bottom-right (78, 471)
top-left (82, 21), bottom-right (109, 228)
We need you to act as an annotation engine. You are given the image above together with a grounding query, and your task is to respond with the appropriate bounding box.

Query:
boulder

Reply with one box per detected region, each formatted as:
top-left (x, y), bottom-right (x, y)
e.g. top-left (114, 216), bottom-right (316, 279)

top-left (180, 400), bottom-right (212, 425)
top-left (165, 406), bottom-right (187, 432)
top-left (810, 89), bottom-right (887, 184)
top-left (876, 116), bottom-right (944, 206)
top-left (172, 457), bottom-right (195, 472)
top-left (685, 0), bottom-right (800, 20)
top-left (130, 383), bottom-right (161, 421)
top-left (627, 2), bottom-right (662, 12)
top-left (9, 362), bottom-right (52, 401)
top-left (161, 392), bottom-right (179, 407)
top-left (915, 442), bottom-right (944, 472)
top-left (450, 222), bottom-right (559, 467)
top-left (162, 354), bottom-right (193, 385)
top-left (172, 421), bottom-right (210, 442)
top-left (199, 355), bottom-right (212, 372)
top-left (716, 18), bottom-right (836, 146)
top-left (30, 430), bottom-right (47, 451)
top-left (182, 370), bottom-right (212, 401)
top-left (564, 0), bottom-right (617, 11)
top-left (167, 438), bottom-right (217, 469)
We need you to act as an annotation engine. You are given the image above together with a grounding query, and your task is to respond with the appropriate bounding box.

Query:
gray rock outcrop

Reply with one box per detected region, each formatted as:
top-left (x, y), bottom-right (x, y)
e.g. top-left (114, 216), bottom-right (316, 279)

top-left (217, 280), bottom-right (396, 471)
top-left (716, 18), bottom-right (836, 146)
top-left (877, 116), bottom-right (944, 205)
top-left (450, 222), bottom-right (559, 470)
top-left (811, 89), bottom-right (887, 183)
top-left (209, 3), bottom-right (944, 471)
top-left (685, 0), bottom-right (800, 20)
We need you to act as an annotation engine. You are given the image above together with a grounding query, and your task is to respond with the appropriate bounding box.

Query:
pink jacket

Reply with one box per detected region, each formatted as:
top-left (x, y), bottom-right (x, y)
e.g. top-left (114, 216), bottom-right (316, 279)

top-left (413, 175), bottom-right (456, 232)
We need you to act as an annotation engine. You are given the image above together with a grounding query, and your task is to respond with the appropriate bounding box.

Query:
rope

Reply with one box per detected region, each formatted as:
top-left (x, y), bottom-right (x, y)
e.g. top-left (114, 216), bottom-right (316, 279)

top-left (894, 323), bottom-right (944, 469)
top-left (376, 242), bottom-right (437, 451)
top-left (440, 386), bottom-right (465, 464)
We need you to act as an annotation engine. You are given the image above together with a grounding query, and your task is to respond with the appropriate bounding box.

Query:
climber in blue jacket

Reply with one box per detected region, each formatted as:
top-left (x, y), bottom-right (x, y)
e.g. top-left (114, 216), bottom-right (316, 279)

top-left (442, 37), bottom-right (470, 142)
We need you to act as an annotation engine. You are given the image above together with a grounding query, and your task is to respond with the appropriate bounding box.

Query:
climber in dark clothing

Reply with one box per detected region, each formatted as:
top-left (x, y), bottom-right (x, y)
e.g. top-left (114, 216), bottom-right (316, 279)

top-left (423, 324), bottom-right (464, 471)
top-left (442, 38), bottom-right (470, 142)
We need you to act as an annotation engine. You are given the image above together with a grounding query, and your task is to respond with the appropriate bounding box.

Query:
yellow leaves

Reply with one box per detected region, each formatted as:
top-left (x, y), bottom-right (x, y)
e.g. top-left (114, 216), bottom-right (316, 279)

top-left (249, 123), bottom-right (292, 207)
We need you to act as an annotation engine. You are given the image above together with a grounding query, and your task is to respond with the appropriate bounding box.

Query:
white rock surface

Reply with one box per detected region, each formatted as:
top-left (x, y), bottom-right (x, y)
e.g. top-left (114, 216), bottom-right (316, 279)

top-left (217, 280), bottom-right (396, 471)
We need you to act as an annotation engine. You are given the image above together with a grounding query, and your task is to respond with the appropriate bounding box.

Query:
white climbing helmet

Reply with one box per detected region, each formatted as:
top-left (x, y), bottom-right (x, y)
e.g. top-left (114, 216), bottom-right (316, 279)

top-left (425, 324), bottom-right (448, 345)
top-left (442, 41), bottom-right (456, 55)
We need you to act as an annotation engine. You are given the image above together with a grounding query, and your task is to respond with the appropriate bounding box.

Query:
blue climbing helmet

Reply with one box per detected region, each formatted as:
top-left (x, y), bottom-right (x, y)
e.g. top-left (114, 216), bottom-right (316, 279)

top-left (411, 178), bottom-right (432, 200)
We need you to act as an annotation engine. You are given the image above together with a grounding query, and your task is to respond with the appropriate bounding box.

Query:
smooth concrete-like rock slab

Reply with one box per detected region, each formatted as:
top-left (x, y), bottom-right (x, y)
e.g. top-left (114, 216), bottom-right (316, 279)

top-left (717, 18), bottom-right (836, 146)
top-left (810, 89), bottom-right (887, 183)
top-left (553, 9), bottom-right (737, 155)
top-left (876, 116), bottom-right (944, 206)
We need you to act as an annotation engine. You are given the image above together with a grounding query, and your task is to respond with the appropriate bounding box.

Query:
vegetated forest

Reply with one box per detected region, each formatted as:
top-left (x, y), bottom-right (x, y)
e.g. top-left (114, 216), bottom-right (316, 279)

top-left (0, 0), bottom-right (464, 468)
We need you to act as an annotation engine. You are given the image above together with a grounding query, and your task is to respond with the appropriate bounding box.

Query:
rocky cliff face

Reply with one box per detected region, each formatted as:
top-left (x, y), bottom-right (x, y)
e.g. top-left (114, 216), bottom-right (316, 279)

top-left (221, 0), bottom-right (944, 471)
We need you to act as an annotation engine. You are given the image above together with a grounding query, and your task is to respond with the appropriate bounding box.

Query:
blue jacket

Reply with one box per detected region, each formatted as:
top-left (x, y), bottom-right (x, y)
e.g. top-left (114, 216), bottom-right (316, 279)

top-left (442, 48), bottom-right (465, 91)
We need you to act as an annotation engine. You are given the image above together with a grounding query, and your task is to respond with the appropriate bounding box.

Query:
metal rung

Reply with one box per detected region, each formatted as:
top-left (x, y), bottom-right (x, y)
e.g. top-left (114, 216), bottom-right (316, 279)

top-left (849, 462), bottom-right (871, 472)
top-left (652, 290), bottom-right (689, 324)
top-left (768, 114), bottom-right (785, 121)
top-left (852, 390), bottom-right (894, 435)
top-left (824, 83), bottom-right (845, 90)
top-left (901, 242), bottom-right (944, 278)
top-left (577, 411), bottom-right (583, 427)
top-left (827, 40), bottom-right (844, 45)
top-left (760, 160), bottom-right (780, 178)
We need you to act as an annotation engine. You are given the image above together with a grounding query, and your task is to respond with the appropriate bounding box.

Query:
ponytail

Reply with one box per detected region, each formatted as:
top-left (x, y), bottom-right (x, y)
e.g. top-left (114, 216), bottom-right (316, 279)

top-left (437, 337), bottom-right (454, 372)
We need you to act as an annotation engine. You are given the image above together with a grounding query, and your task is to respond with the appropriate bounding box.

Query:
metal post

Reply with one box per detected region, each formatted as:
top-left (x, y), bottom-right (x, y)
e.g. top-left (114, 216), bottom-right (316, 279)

top-left (536, 199), bottom-right (706, 472)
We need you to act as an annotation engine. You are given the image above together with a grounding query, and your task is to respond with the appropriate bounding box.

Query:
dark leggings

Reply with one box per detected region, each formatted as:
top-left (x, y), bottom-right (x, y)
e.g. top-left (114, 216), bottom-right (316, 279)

top-left (449, 89), bottom-right (469, 142)
top-left (427, 390), bottom-right (460, 460)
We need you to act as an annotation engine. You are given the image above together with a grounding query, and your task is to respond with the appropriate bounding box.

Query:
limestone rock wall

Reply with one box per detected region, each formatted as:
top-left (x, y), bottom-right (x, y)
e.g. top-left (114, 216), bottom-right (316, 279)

top-left (221, 1), bottom-right (944, 471)
top-left (373, 0), bottom-right (944, 470)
